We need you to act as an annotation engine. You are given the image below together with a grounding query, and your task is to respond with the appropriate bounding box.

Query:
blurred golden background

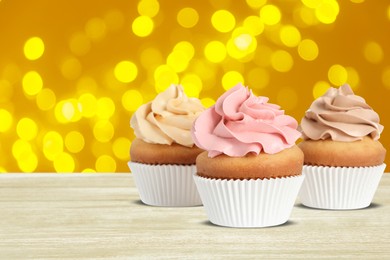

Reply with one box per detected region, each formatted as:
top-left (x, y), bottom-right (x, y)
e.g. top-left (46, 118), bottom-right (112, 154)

top-left (0, 0), bottom-right (389, 173)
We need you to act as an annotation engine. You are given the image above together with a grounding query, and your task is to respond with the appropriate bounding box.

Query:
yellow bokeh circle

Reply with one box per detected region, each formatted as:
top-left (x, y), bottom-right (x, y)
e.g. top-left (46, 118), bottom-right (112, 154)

top-left (114, 61), bottom-right (138, 83)
top-left (53, 152), bottom-right (75, 173)
top-left (16, 118), bottom-right (38, 141)
top-left (222, 71), bottom-right (244, 91)
top-left (137, 0), bottom-right (160, 17)
top-left (363, 41), bottom-right (383, 64)
top-left (69, 32), bottom-right (91, 56)
top-left (260, 5), bottom-right (281, 26)
top-left (167, 50), bottom-right (191, 73)
top-left (313, 81), bottom-right (331, 99)
top-left (24, 36), bottom-right (45, 60)
top-left (204, 41), bottom-right (226, 63)
top-left (174, 41), bottom-right (195, 60)
top-left (36, 88), bottom-right (56, 111)
top-left (154, 65), bottom-right (179, 93)
top-left (17, 151), bottom-right (38, 173)
top-left (177, 7), bottom-right (199, 28)
top-left (122, 89), bottom-right (144, 112)
top-left (0, 109), bottom-right (13, 133)
top-left (93, 120), bottom-right (114, 143)
top-left (346, 67), bottom-right (360, 89)
top-left (12, 139), bottom-right (32, 160)
top-left (298, 39), bottom-right (319, 61)
top-left (243, 16), bottom-right (264, 36)
top-left (113, 137), bottom-right (131, 160)
top-left (22, 71), bottom-right (43, 96)
top-left (328, 64), bottom-right (348, 86)
top-left (315, 0), bottom-right (339, 24)
top-left (132, 16), bottom-right (154, 37)
top-left (302, 0), bottom-right (322, 8)
top-left (96, 155), bottom-right (117, 172)
top-left (65, 131), bottom-right (85, 153)
top-left (381, 67), bottom-right (390, 90)
top-left (211, 10), bottom-right (236, 33)
top-left (61, 57), bottom-right (82, 80)
top-left (78, 93), bottom-right (97, 118)
top-left (271, 50), bottom-right (294, 72)
top-left (181, 74), bottom-right (203, 97)
top-left (43, 131), bottom-right (64, 161)
top-left (280, 25), bottom-right (301, 47)
top-left (96, 97), bottom-right (115, 119)
top-left (246, 0), bottom-right (267, 9)
top-left (85, 17), bottom-right (107, 41)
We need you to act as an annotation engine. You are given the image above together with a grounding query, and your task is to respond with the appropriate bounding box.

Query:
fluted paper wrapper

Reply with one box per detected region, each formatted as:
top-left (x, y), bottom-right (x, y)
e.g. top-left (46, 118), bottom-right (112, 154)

top-left (299, 164), bottom-right (386, 210)
top-left (128, 162), bottom-right (202, 207)
top-left (193, 174), bottom-right (304, 228)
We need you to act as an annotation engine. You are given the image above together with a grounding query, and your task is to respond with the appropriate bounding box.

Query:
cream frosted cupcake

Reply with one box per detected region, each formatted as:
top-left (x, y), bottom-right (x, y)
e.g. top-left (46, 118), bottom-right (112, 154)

top-left (298, 84), bottom-right (386, 210)
top-left (192, 83), bottom-right (304, 228)
top-left (128, 84), bottom-right (205, 206)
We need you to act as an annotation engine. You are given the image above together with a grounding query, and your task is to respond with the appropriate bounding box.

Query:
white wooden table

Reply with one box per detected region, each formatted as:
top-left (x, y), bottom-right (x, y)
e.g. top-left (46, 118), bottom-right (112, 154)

top-left (0, 173), bottom-right (389, 259)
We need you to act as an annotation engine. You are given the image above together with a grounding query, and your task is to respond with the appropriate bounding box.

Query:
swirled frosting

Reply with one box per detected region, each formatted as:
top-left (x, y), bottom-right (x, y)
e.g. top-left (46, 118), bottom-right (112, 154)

top-left (301, 84), bottom-right (383, 141)
top-left (191, 83), bottom-right (301, 158)
top-left (131, 84), bottom-right (205, 147)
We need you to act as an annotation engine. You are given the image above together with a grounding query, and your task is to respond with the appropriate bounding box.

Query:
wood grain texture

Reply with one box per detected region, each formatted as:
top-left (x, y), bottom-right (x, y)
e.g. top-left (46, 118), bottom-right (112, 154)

top-left (0, 173), bottom-right (389, 259)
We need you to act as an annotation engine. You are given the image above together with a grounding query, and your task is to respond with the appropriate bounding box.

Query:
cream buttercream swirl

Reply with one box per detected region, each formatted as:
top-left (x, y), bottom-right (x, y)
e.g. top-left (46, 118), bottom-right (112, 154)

top-left (130, 84), bottom-right (205, 147)
top-left (191, 83), bottom-right (301, 158)
top-left (301, 84), bottom-right (383, 141)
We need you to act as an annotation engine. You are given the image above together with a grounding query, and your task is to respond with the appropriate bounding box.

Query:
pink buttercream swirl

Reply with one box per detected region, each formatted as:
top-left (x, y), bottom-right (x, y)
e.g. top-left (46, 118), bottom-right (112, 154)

top-left (191, 84), bottom-right (301, 158)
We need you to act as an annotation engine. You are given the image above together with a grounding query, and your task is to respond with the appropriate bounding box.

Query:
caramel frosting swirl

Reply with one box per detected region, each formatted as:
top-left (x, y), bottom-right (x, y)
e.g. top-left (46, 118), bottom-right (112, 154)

top-left (301, 84), bottom-right (383, 141)
top-left (130, 84), bottom-right (205, 147)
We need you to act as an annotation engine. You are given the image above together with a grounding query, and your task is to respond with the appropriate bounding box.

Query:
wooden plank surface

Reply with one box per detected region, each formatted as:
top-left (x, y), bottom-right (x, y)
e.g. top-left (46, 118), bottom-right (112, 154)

top-left (0, 173), bottom-right (389, 259)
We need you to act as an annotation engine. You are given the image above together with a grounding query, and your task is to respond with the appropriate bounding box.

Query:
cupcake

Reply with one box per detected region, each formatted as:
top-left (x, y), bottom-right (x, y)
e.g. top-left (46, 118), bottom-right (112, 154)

top-left (192, 83), bottom-right (304, 228)
top-left (298, 84), bottom-right (386, 210)
top-left (128, 84), bottom-right (205, 206)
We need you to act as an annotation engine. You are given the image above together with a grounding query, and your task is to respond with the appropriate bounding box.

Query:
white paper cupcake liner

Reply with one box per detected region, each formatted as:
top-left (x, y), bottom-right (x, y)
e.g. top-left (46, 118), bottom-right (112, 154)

top-left (128, 162), bottom-right (202, 207)
top-left (299, 164), bottom-right (386, 210)
top-left (193, 174), bottom-right (304, 228)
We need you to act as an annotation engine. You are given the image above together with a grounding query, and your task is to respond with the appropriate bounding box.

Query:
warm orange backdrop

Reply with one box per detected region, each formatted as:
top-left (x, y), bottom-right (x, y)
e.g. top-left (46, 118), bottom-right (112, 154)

top-left (0, 0), bottom-right (389, 172)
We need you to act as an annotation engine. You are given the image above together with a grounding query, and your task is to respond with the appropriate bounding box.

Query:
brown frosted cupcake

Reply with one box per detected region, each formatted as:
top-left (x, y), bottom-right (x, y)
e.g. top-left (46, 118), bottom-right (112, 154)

top-left (298, 84), bottom-right (386, 210)
top-left (128, 84), bottom-right (205, 206)
top-left (192, 83), bottom-right (304, 228)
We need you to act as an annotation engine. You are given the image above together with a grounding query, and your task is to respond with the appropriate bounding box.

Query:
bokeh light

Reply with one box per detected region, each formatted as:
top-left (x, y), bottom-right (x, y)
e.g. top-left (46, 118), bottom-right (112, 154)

top-left (0, 1), bottom-right (389, 172)
top-left (22, 71), bottom-right (43, 96)
top-left (96, 155), bottom-right (117, 172)
top-left (328, 64), bottom-right (348, 86)
top-left (271, 50), bottom-right (294, 72)
top-left (211, 10), bottom-right (236, 33)
top-left (132, 16), bottom-right (154, 37)
top-left (222, 71), bottom-right (244, 90)
top-left (298, 39), bottom-right (319, 61)
top-left (204, 41), bottom-right (227, 63)
top-left (24, 37), bottom-right (45, 60)
top-left (260, 5), bottom-right (281, 25)
top-left (16, 118), bottom-right (38, 141)
top-left (122, 90), bottom-right (143, 112)
top-left (65, 131), bottom-right (85, 153)
top-left (114, 61), bottom-right (138, 83)
top-left (0, 109), bottom-right (13, 133)
top-left (280, 25), bottom-right (301, 47)
top-left (363, 41), bottom-right (384, 64)
top-left (177, 7), bottom-right (199, 28)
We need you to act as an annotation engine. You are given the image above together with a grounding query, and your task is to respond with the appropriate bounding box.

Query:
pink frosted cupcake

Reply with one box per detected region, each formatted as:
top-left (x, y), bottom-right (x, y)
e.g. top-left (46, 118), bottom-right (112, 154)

top-left (299, 84), bottom-right (386, 209)
top-left (128, 84), bottom-right (205, 206)
top-left (192, 83), bottom-right (304, 228)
